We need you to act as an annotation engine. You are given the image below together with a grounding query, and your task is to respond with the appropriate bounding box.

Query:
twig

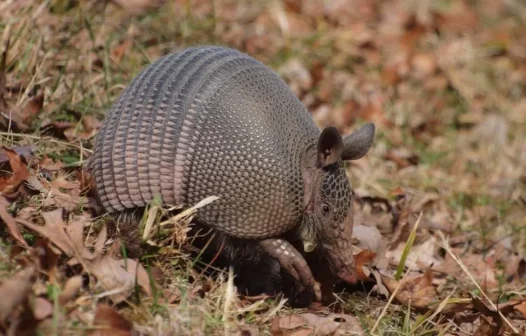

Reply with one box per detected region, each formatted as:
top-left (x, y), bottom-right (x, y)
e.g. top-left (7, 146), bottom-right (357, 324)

top-left (0, 131), bottom-right (92, 153)
top-left (439, 231), bottom-right (519, 333)
top-left (371, 267), bottom-right (411, 334)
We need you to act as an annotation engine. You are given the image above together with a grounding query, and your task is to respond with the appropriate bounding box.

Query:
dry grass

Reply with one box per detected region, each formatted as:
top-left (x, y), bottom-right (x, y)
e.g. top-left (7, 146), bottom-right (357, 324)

top-left (0, 0), bottom-right (525, 335)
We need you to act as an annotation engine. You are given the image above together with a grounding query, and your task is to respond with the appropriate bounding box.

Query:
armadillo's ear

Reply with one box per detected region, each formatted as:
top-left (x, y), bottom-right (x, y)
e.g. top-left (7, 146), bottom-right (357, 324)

top-left (341, 123), bottom-right (375, 161)
top-left (317, 126), bottom-right (343, 167)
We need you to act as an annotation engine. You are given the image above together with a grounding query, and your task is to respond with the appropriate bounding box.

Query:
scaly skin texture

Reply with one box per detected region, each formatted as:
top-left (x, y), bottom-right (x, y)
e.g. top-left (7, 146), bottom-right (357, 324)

top-left (88, 46), bottom-right (375, 301)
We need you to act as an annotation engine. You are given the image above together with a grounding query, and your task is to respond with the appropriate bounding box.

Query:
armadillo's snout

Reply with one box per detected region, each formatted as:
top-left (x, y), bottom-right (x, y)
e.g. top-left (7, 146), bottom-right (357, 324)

top-left (334, 251), bottom-right (358, 284)
top-left (336, 265), bottom-right (358, 284)
top-left (325, 242), bottom-right (358, 284)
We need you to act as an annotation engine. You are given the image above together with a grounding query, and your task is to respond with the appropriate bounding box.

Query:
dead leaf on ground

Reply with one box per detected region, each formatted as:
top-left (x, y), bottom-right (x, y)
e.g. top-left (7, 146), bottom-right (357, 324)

top-left (59, 275), bottom-right (84, 305)
top-left (0, 146), bottom-right (33, 165)
top-left (111, 40), bottom-right (133, 63)
top-left (32, 297), bottom-right (53, 321)
top-left (89, 305), bottom-right (135, 336)
top-left (382, 270), bottom-right (437, 309)
top-left (40, 175), bottom-right (87, 211)
top-left (160, 287), bottom-right (182, 304)
top-left (38, 156), bottom-right (64, 171)
top-left (473, 316), bottom-right (501, 336)
top-left (82, 115), bottom-right (101, 132)
top-left (0, 41), bottom-right (32, 132)
top-left (0, 266), bottom-right (36, 322)
top-left (370, 268), bottom-right (390, 298)
top-left (0, 196), bottom-right (28, 247)
top-left (234, 325), bottom-right (259, 336)
top-left (432, 249), bottom-right (499, 290)
top-left (514, 301), bottom-right (526, 319)
top-left (411, 53), bottom-right (437, 79)
top-left (384, 148), bottom-right (419, 169)
top-left (272, 312), bottom-right (364, 336)
top-left (31, 238), bottom-right (59, 282)
top-left (387, 237), bottom-right (443, 272)
top-left (0, 147), bottom-right (30, 195)
top-left (354, 250), bottom-right (376, 281)
top-left (280, 59), bottom-right (313, 93)
top-left (352, 225), bottom-right (384, 254)
top-left (21, 94), bottom-right (44, 124)
top-left (435, 0), bottom-right (478, 33)
top-left (19, 209), bottom-right (76, 256)
top-left (19, 209), bottom-right (152, 303)
top-left (6, 300), bottom-right (39, 336)
top-left (110, 0), bottom-right (164, 13)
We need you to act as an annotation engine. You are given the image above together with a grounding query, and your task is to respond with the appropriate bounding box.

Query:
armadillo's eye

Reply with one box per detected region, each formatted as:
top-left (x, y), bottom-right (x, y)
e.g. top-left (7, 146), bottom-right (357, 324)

top-left (322, 204), bottom-right (330, 215)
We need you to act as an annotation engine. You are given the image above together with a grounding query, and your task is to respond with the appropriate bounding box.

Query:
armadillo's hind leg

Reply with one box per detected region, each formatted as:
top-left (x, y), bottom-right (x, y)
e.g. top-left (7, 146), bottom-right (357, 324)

top-left (259, 238), bottom-right (321, 305)
top-left (112, 208), bottom-right (145, 259)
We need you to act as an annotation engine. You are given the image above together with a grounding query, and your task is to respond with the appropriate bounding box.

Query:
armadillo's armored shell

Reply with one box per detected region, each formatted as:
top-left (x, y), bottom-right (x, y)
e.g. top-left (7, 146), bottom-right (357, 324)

top-left (88, 46), bottom-right (320, 239)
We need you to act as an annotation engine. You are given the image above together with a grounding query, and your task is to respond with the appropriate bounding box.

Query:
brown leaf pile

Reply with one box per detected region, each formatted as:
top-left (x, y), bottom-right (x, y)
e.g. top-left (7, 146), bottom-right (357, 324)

top-left (0, 0), bottom-right (525, 334)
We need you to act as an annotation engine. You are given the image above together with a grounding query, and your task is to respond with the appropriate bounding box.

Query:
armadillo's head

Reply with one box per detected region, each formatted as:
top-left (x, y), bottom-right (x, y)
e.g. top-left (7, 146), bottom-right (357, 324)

top-left (301, 124), bottom-right (375, 284)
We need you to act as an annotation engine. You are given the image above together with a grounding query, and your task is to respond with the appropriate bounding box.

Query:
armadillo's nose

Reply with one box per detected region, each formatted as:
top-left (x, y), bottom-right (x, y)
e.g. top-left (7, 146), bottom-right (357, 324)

top-left (337, 268), bottom-right (358, 284)
top-left (331, 246), bottom-right (357, 284)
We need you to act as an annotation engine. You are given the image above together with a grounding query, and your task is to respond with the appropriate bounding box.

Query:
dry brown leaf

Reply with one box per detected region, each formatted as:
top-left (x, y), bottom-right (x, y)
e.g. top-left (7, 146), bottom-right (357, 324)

top-left (160, 287), bottom-right (182, 304)
top-left (234, 325), bottom-right (259, 336)
top-left (51, 175), bottom-right (81, 190)
top-left (274, 312), bottom-right (364, 336)
top-left (111, 0), bottom-right (164, 13)
top-left (38, 156), bottom-right (64, 171)
top-left (361, 102), bottom-right (392, 128)
top-left (82, 115), bottom-right (101, 132)
top-left (0, 196), bottom-right (28, 247)
top-left (278, 314), bottom-right (305, 330)
top-left (64, 126), bottom-right (98, 141)
top-left (354, 250), bottom-right (376, 281)
top-left (352, 225), bottom-right (384, 255)
top-left (31, 238), bottom-right (59, 282)
top-left (111, 40), bottom-right (133, 63)
top-left (370, 268), bottom-right (390, 298)
top-left (514, 301), bottom-right (526, 318)
top-left (33, 297), bottom-right (53, 321)
top-left (382, 270), bottom-right (436, 309)
top-left (89, 304), bottom-right (135, 336)
top-left (0, 147), bottom-right (30, 195)
top-left (411, 53), bottom-right (437, 79)
top-left (473, 316), bottom-right (501, 336)
top-left (19, 209), bottom-right (76, 256)
top-left (387, 237), bottom-right (443, 272)
top-left (300, 313), bottom-right (340, 335)
top-left (68, 222), bottom-right (151, 303)
top-left (384, 148), bottom-right (419, 169)
top-left (0, 146), bottom-right (33, 165)
top-left (432, 250), bottom-right (499, 290)
top-left (435, 0), bottom-right (478, 33)
top-left (280, 59), bottom-right (313, 92)
top-left (0, 61), bottom-right (31, 127)
top-left (46, 176), bottom-right (87, 211)
top-left (19, 209), bottom-right (151, 303)
top-left (0, 266), bottom-right (36, 322)
top-left (94, 251), bottom-right (152, 303)
top-left (381, 64), bottom-right (401, 86)
top-left (59, 275), bottom-right (84, 305)
top-left (21, 94), bottom-right (44, 124)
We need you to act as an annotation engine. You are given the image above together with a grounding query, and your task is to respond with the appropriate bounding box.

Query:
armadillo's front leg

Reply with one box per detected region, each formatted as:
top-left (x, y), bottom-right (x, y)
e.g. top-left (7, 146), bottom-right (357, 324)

top-left (259, 239), bottom-right (321, 301)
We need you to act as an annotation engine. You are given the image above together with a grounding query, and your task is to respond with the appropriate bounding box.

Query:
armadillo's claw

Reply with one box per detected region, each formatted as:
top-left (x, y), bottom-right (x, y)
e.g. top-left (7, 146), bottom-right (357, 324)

top-left (313, 281), bottom-right (322, 301)
top-left (260, 238), bottom-right (319, 299)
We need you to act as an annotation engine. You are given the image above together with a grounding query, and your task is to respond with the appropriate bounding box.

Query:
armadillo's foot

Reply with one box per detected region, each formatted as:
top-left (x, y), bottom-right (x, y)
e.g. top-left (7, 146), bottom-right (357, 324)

top-left (260, 238), bottom-right (322, 302)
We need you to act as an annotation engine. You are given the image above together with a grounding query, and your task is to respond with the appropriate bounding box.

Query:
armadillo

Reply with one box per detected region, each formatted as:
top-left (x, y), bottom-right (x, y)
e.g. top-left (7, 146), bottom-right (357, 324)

top-left (87, 46), bottom-right (375, 298)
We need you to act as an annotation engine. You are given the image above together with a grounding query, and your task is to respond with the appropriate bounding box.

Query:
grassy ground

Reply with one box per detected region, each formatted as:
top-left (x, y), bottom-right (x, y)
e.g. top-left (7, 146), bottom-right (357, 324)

top-left (0, 0), bottom-right (525, 335)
